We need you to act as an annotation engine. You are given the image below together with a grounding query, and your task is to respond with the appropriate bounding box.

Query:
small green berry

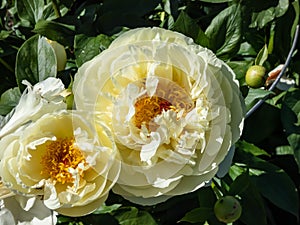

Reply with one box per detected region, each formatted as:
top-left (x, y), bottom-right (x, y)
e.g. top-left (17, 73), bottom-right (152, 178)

top-left (245, 65), bottom-right (266, 88)
top-left (214, 196), bottom-right (242, 223)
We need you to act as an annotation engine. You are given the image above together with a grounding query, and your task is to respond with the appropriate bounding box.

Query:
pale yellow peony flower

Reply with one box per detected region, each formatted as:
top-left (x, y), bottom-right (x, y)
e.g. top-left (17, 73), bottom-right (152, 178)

top-left (0, 110), bottom-right (120, 216)
top-left (0, 187), bottom-right (57, 225)
top-left (73, 27), bottom-right (245, 205)
top-left (0, 77), bottom-right (66, 138)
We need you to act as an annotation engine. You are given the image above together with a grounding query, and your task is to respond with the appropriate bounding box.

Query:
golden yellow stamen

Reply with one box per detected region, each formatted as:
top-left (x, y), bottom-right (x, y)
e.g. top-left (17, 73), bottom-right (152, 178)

top-left (134, 96), bottom-right (175, 129)
top-left (40, 138), bottom-right (86, 184)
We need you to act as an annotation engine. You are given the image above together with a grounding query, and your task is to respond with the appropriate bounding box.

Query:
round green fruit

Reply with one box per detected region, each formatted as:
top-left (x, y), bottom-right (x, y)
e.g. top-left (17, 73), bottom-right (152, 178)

top-left (245, 65), bottom-right (266, 88)
top-left (214, 196), bottom-right (242, 223)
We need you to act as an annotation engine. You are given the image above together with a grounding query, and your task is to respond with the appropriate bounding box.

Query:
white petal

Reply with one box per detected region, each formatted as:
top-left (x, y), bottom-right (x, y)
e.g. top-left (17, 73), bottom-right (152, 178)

top-left (140, 132), bottom-right (161, 163)
top-left (0, 78), bottom-right (66, 138)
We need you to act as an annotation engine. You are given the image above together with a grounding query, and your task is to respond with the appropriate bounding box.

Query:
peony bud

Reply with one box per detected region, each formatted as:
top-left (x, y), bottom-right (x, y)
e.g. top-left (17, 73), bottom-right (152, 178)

top-left (46, 39), bottom-right (67, 71)
top-left (245, 65), bottom-right (266, 88)
top-left (214, 196), bottom-right (242, 223)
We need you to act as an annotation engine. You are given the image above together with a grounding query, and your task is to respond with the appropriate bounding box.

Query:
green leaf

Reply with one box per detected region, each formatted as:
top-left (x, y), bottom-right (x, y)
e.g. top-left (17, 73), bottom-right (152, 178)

top-left (227, 60), bottom-right (253, 81)
top-left (291, 0), bottom-right (300, 40)
top-left (114, 207), bottom-right (158, 225)
top-left (251, 171), bottom-right (299, 218)
top-left (229, 173), bottom-right (251, 196)
top-left (74, 34), bottom-right (113, 67)
top-left (173, 11), bottom-right (210, 47)
top-left (234, 148), bottom-right (280, 173)
top-left (276, 145), bottom-right (294, 155)
top-left (181, 207), bottom-right (213, 223)
top-left (250, 0), bottom-right (289, 29)
top-left (229, 164), bottom-right (245, 180)
top-left (205, 4), bottom-right (242, 60)
top-left (34, 20), bottom-right (75, 47)
top-left (81, 214), bottom-right (119, 225)
top-left (197, 186), bottom-right (218, 208)
top-left (281, 88), bottom-right (300, 171)
top-left (15, 35), bottom-right (57, 91)
top-left (235, 140), bottom-right (270, 157)
top-left (230, 173), bottom-right (268, 225)
top-left (245, 88), bottom-right (273, 111)
top-left (96, 0), bottom-right (160, 34)
top-left (255, 44), bottom-right (268, 66)
top-left (93, 204), bottom-right (122, 215)
top-left (198, 0), bottom-right (233, 2)
top-left (233, 149), bottom-right (299, 218)
top-left (243, 103), bottom-right (282, 144)
top-left (43, 2), bottom-right (69, 21)
top-left (16, 0), bottom-right (44, 25)
top-left (0, 30), bottom-right (12, 40)
top-left (0, 87), bottom-right (21, 116)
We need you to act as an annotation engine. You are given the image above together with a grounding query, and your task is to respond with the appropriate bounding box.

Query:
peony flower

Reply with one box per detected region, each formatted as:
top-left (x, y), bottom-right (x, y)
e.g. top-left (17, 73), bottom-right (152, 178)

top-left (0, 195), bottom-right (57, 225)
top-left (73, 27), bottom-right (245, 205)
top-left (1, 181), bottom-right (56, 225)
top-left (0, 110), bottom-right (120, 216)
top-left (0, 77), bottom-right (66, 138)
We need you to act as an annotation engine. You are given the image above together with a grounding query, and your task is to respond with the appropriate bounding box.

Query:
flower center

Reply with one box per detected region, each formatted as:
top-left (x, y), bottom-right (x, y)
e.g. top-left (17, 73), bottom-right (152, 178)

top-left (40, 138), bottom-right (86, 184)
top-left (132, 78), bottom-right (194, 130)
top-left (134, 96), bottom-right (175, 129)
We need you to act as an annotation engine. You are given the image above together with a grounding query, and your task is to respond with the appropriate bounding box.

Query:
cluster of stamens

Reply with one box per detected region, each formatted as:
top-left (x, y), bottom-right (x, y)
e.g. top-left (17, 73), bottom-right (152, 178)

top-left (40, 138), bottom-right (86, 184)
top-left (133, 79), bottom-right (194, 130)
top-left (134, 96), bottom-right (176, 129)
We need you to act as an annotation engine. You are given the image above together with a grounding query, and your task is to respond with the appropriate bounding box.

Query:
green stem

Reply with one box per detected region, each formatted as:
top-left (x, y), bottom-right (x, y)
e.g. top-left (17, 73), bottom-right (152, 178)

top-left (211, 179), bottom-right (224, 199)
top-left (0, 58), bottom-right (14, 73)
top-left (51, 0), bottom-right (61, 18)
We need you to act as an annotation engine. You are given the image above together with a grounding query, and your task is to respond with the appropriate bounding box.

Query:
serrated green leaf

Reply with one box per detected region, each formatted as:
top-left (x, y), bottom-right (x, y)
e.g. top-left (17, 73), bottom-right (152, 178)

top-left (181, 207), bottom-right (213, 223)
top-left (0, 87), bottom-right (21, 116)
top-left (16, 0), bottom-right (44, 25)
top-left (15, 35), bottom-right (57, 91)
top-left (205, 4), bottom-right (242, 60)
top-left (74, 34), bottom-right (113, 67)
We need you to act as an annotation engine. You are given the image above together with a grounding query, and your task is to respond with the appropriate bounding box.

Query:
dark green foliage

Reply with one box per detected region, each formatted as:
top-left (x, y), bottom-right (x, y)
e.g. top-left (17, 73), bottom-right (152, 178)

top-left (0, 0), bottom-right (299, 225)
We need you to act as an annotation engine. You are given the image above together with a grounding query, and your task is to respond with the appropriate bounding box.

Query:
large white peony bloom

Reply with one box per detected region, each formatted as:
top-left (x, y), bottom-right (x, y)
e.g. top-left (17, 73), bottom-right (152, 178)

top-left (0, 110), bottom-right (120, 216)
top-left (73, 27), bottom-right (245, 205)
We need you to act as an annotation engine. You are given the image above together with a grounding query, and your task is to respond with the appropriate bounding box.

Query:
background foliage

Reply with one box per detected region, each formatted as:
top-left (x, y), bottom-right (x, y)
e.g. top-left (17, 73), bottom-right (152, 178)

top-left (0, 0), bottom-right (299, 224)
